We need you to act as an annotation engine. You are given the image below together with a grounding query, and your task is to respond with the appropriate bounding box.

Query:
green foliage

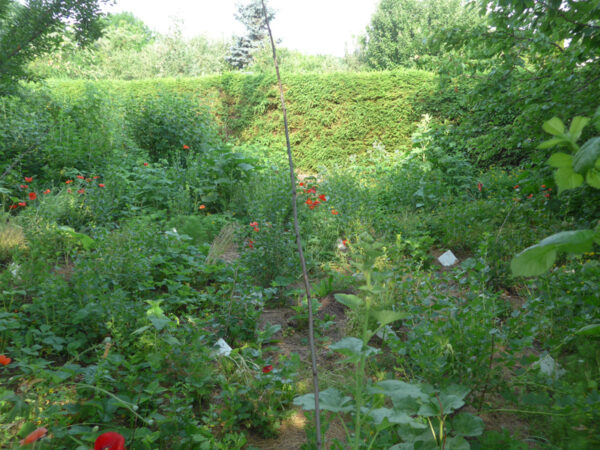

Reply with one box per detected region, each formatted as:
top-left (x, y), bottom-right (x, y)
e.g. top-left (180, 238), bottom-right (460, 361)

top-left (359, 0), bottom-right (480, 70)
top-left (0, 0), bottom-right (108, 91)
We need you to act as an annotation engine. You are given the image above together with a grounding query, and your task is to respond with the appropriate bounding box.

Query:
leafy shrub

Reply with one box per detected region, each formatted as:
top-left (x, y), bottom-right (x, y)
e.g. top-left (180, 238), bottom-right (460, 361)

top-left (127, 90), bottom-right (222, 163)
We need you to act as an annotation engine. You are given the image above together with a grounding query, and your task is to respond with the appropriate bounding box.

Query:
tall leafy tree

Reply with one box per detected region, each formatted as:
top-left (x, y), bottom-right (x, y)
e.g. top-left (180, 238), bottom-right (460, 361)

top-left (0, 0), bottom-right (108, 90)
top-left (225, 0), bottom-right (275, 69)
top-left (360, 0), bottom-right (479, 70)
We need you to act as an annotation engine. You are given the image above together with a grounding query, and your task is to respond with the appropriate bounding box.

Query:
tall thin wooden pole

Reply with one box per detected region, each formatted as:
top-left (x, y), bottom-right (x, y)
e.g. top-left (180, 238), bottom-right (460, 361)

top-left (259, 2), bottom-right (322, 448)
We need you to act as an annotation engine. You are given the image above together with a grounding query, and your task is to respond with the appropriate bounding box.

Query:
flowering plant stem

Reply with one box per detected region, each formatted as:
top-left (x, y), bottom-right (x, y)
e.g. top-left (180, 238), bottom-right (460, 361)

top-left (260, 1), bottom-right (322, 448)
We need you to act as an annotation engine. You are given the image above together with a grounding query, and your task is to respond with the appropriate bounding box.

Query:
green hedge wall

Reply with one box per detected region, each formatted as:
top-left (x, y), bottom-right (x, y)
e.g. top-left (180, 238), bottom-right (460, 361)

top-left (46, 70), bottom-right (456, 169)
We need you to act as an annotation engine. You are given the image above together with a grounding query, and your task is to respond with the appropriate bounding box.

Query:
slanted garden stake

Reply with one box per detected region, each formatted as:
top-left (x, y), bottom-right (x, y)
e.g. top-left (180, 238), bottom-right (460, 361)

top-left (260, 1), bottom-right (322, 448)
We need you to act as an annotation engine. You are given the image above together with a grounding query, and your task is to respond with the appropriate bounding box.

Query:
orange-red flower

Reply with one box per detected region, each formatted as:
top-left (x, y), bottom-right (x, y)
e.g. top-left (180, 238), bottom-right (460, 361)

top-left (0, 354), bottom-right (11, 365)
top-left (24, 177), bottom-right (33, 183)
top-left (299, 182), bottom-right (304, 186)
top-left (43, 189), bottom-right (51, 194)
top-left (99, 184), bottom-right (105, 188)
top-left (143, 162), bottom-right (149, 166)
top-left (262, 365), bottom-right (273, 374)
top-left (307, 188), bottom-right (316, 194)
top-left (306, 198), bottom-right (313, 205)
top-left (28, 192), bottom-right (37, 201)
top-left (248, 240), bottom-right (254, 249)
top-left (77, 175), bottom-right (84, 180)
top-left (477, 182), bottom-right (483, 192)
top-left (331, 209), bottom-right (339, 215)
top-left (94, 432), bottom-right (125, 450)
top-left (66, 180), bottom-right (73, 184)
top-left (20, 184), bottom-right (28, 189)
top-left (20, 427), bottom-right (47, 446)
top-left (318, 194), bottom-right (327, 202)
top-left (183, 145), bottom-right (190, 150)
top-left (514, 185), bottom-right (519, 189)
top-left (199, 205), bottom-right (206, 210)
top-left (9, 204), bottom-right (17, 210)
top-left (77, 189), bottom-right (85, 194)
top-left (18, 202), bottom-right (26, 207)
top-left (93, 176), bottom-right (100, 179)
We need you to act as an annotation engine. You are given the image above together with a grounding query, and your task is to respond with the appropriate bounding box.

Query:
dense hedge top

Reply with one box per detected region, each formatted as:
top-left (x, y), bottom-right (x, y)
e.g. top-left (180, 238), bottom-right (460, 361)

top-left (46, 70), bottom-right (453, 169)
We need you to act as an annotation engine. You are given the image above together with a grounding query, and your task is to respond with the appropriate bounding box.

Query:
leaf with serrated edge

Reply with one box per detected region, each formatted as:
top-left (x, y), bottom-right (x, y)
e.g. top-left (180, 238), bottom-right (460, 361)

top-left (569, 116), bottom-right (590, 142)
top-left (293, 388), bottom-right (353, 412)
top-left (511, 230), bottom-right (594, 276)
top-left (573, 137), bottom-right (600, 173)
top-left (451, 412), bottom-right (485, 437)
top-left (538, 137), bottom-right (569, 150)
top-left (554, 166), bottom-right (584, 193)
top-left (587, 168), bottom-right (600, 189)
top-left (542, 117), bottom-right (565, 136)
top-left (334, 293), bottom-right (363, 310)
top-left (546, 152), bottom-right (572, 168)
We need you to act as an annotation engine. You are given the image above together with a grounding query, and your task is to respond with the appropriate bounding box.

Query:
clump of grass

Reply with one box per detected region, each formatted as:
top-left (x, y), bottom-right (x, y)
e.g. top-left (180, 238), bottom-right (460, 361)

top-left (206, 223), bottom-right (238, 264)
top-left (0, 220), bottom-right (26, 263)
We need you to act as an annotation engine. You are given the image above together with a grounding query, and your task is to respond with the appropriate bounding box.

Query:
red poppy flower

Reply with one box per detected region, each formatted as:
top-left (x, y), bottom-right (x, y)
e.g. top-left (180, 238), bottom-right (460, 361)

top-left (93, 176), bottom-right (100, 179)
top-left (77, 189), bottom-right (85, 194)
top-left (331, 209), bottom-right (339, 215)
top-left (319, 194), bottom-right (327, 202)
top-left (306, 198), bottom-right (313, 205)
top-left (249, 221), bottom-right (258, 227)
top-left (143, 162), bottom-right (149, 166)
top-left (77, 175), bottom-right (84, 180)
top-left (544, 193), bottom-right (550, 198)
top-left (299, 182), bottom-right (304, 186)
top-left (66, 180), bottom-right (73, 184)
top-left (477, 182), bottom-right (483, 192)
top-left (9, 204), bottom-right (17, 210)
top-left (199, 205), bottom-right (206, 210)
top-left (0, 354), bottom-right (11, 365)
top-left (262, 365), bottom-right (273, 374)
top-left (307, 188), bottom-right (316, 194)
top-left (183, 145), bottom-right (190, 150)
top-left (43, 189), bottom-right (51, 194)
top-left (514, 185), bottom-right (519, 189)
top-left (20, 427), bottom-right (48, 446)
top-left (24, 177), bottom-right (33, 183)
top-left (94, 431), bottom-right (126, 450)
top-left (309, 205), bottom-right (316, 210)
top-left (541, 184), bottom-right (546, 188)
top-left (18, 202), bottom-right (26, 207)
top-left (28, 192), bottom-right (37, 201)
top-left (313, 200), bottom-right (320, 206)
top-left (20, 184), bottom-right (28, 189)
top-left (99, 184), bottom-right (105, 188)
top-left (527, 193), bottom-right (533, 199)
top-left (248, 240), bottom-right (254, 248)
top-left (342, 239), bottom-right (348, 246)
top-left (253, 227), bottom-right (259, 232)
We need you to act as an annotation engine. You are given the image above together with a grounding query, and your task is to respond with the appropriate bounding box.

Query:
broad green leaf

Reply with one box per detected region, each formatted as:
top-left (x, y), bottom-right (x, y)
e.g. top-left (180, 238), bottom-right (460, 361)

top-left (569, 116), bottom-right (590, 142)
top-left (573, 137), bottom-right (600, 174)
top-left (575, 324), bottom-right (600, 336)
top-left (388, 445), bottom-right (413, 450)
top-left (369, 408), bottom-right (427, 429)
top-left (542, 117), bottom-right (565, 136)
top-left (293, 387), bottom-right (353, 412)
top-left (586, 168), bottom-right (600, 189)
top-left (451, 413), bottom-right (484, 437)
top-left (445, 436), bottom-right (470, 450)
top-left (538, 137), bottom-right (569, 150)
top-left (334, 293), bottom-right (363, 310)
top-left (330, 337), bottom-right (378, 358)
top-left (554, 166), bottom-right (584, 193)
top-left (511, 230), bottom-right (595, 276)
top-left (237, 163), bottom-right (254, 171)
top-left (546, 152), bottom-right (572, 168)
top-left (372, 380), bottom-right (428, 401)
top-left (370, 309), bottom-right (409, 327)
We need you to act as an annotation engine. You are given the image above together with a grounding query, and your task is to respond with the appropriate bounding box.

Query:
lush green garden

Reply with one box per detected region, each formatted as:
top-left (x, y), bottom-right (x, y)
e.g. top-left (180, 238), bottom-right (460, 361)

top-left (1, 0), bottom-right (599, 449)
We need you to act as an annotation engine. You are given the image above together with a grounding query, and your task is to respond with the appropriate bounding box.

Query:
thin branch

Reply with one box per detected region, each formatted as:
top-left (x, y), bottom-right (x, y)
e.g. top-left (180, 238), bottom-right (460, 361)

top-left (259, 1), bottom-right (322, 448)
